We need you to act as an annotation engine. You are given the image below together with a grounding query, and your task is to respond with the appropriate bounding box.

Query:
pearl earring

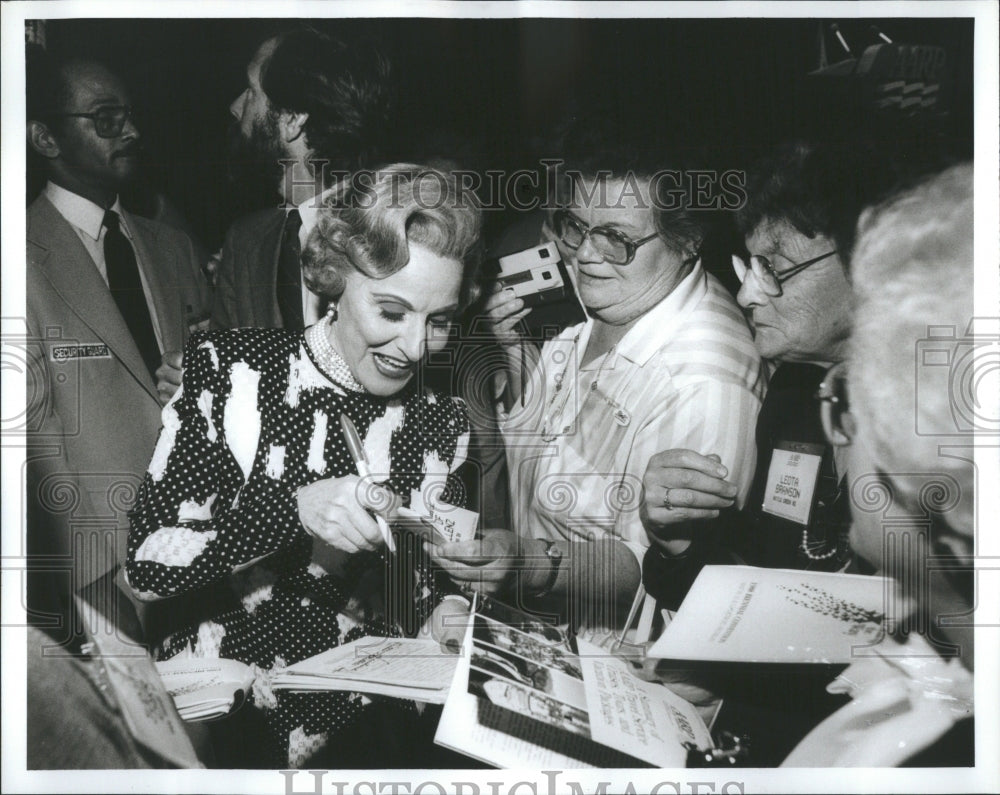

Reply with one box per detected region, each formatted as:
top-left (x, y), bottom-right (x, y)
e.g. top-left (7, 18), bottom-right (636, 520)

top-left (326, 303), bottom-right (338, 323)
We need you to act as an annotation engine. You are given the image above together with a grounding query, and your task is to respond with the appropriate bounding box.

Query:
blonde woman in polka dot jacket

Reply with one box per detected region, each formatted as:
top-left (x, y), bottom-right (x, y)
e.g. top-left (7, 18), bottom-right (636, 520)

top-left (126, 165), bottom-right (482, 767)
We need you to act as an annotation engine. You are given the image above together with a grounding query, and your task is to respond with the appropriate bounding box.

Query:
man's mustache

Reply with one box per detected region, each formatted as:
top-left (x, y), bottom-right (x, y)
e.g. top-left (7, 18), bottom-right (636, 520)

top-left (112, 142), bottom-right (142, 159)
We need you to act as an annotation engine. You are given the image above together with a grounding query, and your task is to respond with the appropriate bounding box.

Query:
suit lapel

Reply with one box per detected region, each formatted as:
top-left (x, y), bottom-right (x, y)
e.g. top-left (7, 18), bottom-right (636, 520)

top-left (252, 210), bottom-right (285, 327)
top-left (27, 197), bottom-right (159, 401)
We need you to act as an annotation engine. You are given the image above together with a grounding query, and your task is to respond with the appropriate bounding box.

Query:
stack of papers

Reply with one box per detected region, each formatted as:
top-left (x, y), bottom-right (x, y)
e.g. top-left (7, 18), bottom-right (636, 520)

top-left (272, 637), bottom-right (459, 704)
top-left (155, 657), bottom-right (255, 722)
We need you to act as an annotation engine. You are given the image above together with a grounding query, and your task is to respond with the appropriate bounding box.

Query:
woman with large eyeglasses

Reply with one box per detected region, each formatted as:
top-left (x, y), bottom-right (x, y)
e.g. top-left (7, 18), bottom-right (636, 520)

top-left (642, 140), bottom-right (904, 605)
top-left (637, 139), bottom-right (924, 767)
top-left (429, 121), bottom-right (765, 629)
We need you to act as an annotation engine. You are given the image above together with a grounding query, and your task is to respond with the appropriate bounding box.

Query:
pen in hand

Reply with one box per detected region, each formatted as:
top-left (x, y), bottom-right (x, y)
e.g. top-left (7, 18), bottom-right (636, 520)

top-left (339, 413), bottom-right (396, 554)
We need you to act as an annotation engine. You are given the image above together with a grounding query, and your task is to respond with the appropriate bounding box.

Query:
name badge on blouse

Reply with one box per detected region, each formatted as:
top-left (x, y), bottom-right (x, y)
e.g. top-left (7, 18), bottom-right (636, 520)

top-left (587, 379), bottom-right (631, 427)
top-left (761, 441), bottom-right (824, 525)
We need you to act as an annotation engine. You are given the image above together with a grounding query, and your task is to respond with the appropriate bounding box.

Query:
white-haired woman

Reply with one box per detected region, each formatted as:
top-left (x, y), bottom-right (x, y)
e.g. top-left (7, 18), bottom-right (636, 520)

top-left (784, 163), bottom-right (976, 767)
top-left (126, 165), bottom-right (482, 767)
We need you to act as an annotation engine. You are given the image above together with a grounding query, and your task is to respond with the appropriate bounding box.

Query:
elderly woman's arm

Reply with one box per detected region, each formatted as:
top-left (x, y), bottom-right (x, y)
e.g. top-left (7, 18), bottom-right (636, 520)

top-left (634, 379), bottom-right (761, 556)
top-left (482, 284), bottom-right (539, 412)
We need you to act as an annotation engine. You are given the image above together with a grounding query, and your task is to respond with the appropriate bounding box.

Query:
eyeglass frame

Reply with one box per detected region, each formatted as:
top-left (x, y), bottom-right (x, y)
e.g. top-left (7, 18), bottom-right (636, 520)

top-left (552, 209), bottom-right (660, 266)
top-left (43, 105), bottom-right (135, 138)
top-left (737, 248), bottom-right (839, 296)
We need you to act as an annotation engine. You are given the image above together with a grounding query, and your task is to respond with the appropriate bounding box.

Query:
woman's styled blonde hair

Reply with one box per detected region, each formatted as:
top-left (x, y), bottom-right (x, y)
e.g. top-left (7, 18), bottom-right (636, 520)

top-left (302, 163), bottom-right (483, 309)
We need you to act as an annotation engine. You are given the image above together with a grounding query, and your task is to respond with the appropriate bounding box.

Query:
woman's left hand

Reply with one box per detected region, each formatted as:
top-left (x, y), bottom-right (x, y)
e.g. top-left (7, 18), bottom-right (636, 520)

top-left (640, 449), bottom-right (737, 535)
top-left (426, 529), bottom-right (545, 596)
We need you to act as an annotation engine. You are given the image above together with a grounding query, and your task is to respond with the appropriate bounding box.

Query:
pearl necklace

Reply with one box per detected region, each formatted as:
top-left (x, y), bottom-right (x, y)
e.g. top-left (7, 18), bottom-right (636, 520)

top-left (305, 318), bottom-right (366, 392)
top-left (800, 525), bottom-right (841, 560)
top-left (799, 525), bottom-right (841, 560)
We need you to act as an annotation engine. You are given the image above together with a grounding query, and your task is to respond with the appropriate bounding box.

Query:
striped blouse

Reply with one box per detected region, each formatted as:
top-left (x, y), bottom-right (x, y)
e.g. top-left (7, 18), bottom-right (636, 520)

top-left (502, 261), bottom-right (766, 563)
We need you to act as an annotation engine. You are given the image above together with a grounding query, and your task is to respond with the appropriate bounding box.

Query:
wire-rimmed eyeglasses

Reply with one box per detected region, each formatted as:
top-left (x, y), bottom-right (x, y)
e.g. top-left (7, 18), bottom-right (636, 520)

top-left (734, 249), bottom-right (838, 296)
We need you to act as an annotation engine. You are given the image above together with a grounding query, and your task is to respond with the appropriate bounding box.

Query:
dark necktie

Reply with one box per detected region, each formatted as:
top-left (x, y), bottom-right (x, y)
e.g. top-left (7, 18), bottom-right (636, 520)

top-left (276, 209), bottom-right (304, 329)
top-left (103, 209), bottom-right (160, 378)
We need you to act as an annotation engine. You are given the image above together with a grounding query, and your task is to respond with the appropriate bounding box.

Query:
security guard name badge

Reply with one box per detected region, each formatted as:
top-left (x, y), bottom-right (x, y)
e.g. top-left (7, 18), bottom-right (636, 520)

top-left (761, 441), bottom-right (824, 525)
top-left (51, 343), bottom-right (111, 362)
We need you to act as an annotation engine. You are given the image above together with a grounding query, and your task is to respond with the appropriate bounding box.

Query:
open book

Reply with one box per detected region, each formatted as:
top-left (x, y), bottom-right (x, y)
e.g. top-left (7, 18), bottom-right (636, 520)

top-left (434, 596), bottom-right (713, 768)
top-left (271, 637), bottom-right (459, 704)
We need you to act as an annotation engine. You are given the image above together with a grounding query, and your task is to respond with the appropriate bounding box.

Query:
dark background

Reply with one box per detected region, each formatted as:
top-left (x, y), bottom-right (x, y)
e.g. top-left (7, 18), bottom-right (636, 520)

top-left (30, 17), bottom-right (974, 254)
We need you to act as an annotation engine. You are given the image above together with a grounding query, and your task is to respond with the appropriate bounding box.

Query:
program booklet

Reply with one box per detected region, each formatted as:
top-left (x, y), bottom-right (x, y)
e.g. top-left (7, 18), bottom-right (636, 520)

top-left (73, 596), bottom-right (203, 767)
top-left (646, 565), bottom-right (890, 664)
top-left (434, 596), bottom-right (713, 768)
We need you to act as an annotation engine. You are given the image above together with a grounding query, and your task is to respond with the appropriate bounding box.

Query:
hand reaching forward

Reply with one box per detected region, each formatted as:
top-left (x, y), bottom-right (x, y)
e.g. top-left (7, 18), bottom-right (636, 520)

top-left (155, 350), bottom-right (184, 405)
top-left (641, 449), bottom-right (738, 538)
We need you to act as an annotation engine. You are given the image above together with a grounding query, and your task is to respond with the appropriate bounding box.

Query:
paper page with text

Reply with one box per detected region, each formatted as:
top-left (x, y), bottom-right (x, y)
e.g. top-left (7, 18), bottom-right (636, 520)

top-left (272, 637), bottom-right (458, 702)
top-left (647, 566), bottom-right (889, 663)
top-left (576, 639), bottom-right (713, 768)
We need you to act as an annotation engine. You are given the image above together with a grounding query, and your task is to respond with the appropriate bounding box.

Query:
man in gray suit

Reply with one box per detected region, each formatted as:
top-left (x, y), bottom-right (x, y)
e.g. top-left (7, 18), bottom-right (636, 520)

top-left (25, 55), bottom-right (211, 640)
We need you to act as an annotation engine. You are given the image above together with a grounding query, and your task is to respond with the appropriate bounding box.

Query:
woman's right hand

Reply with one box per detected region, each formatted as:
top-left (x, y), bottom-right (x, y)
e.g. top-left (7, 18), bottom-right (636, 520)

top-left (484, 283), bottom-right (531, 346)
top-left (297, 475), bottom-right (388, 554)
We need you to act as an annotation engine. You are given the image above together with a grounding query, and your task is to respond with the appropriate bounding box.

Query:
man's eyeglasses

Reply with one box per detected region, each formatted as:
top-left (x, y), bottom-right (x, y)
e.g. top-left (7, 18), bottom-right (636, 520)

top-left (734, 249), bottom-right (838, 296)
top-left (817, 361), bottom-right (852, 446)
top-left (46, 105), bottom-right (134, 138)
top-left (552, 209), bottom-right (659, 266)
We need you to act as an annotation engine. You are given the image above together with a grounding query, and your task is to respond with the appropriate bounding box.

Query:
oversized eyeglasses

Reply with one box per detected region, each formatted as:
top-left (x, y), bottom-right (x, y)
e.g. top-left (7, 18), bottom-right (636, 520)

top-left (734, 249), bottom-right (838, 296)
top-left (552, 209), bottom-right (659, 266)
top-left (47, 105), bottom-right (134, 138)
top-left (817, 361), bottom-right (852, 446)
